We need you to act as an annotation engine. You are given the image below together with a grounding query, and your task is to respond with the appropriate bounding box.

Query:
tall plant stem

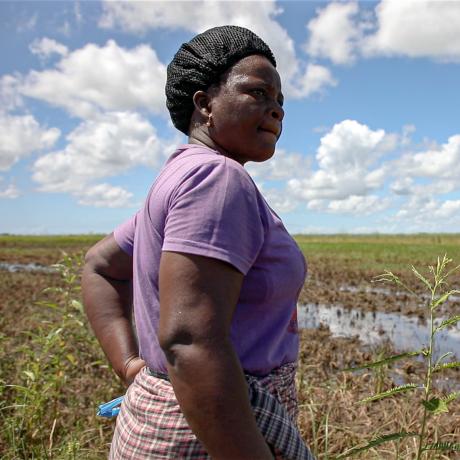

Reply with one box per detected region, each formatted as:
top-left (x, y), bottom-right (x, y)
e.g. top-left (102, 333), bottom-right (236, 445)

top-left (416, 287), bottom-right (437, 460)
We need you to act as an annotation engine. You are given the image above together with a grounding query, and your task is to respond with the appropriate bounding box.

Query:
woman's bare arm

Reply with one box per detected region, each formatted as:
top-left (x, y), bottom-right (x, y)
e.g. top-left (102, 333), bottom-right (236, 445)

top-left (159, 251), bottom-right (274, 460)
top-left (82, 234), bottom-right (145, 386)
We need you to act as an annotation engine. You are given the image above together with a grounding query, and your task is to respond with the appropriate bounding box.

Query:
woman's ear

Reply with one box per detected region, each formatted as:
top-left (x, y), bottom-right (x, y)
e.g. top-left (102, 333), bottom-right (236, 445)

top-left (192, 90), bottom-right (211, 120)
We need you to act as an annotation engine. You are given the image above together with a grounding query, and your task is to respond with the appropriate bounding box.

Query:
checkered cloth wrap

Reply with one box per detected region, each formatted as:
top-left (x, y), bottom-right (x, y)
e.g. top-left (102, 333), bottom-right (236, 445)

top-left (109, 363), bottom-right (314, 459)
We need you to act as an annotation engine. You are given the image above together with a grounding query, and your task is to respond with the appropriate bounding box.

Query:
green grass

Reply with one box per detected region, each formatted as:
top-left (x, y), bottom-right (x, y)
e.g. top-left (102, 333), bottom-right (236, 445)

top-left (0, 234), bottom-right (105, 248)
top-left (294, 234), bottom-right (460, 272)
top-left (1, 235), bottom-right (459, 458)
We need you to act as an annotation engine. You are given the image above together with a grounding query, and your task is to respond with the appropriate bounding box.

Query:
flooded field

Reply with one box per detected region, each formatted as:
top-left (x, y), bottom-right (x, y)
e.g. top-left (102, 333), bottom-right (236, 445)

top-left (298, 303), bottom-right (460, 361)
top-left (1, 234), bottom-right (459, 458)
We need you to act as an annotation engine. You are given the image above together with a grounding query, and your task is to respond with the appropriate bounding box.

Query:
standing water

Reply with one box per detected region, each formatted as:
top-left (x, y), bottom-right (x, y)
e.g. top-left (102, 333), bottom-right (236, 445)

top-left (298, 303), bottom-right (460, 360)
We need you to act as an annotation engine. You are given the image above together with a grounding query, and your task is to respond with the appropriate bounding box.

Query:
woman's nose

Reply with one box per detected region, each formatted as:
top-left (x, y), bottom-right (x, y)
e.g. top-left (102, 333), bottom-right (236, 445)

top-left (271, 103), bottom-right (284, 121)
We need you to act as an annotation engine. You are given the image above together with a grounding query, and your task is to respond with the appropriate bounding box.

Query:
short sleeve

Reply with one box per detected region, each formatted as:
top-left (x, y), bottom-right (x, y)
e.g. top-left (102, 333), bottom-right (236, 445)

top-left (113, 213), bottom-right (137, 256)
top-left (163, 159), bottom-right (264, 275)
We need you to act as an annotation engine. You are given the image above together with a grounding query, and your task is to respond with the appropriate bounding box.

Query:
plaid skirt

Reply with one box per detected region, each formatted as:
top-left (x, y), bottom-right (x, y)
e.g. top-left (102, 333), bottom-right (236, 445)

top-left (109, 363), bottom-right (313, 459)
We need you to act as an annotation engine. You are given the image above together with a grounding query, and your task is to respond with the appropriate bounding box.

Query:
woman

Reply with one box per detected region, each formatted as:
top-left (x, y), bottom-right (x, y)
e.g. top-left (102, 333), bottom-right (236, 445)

top-left (83, 26), bottom-right (313, 460)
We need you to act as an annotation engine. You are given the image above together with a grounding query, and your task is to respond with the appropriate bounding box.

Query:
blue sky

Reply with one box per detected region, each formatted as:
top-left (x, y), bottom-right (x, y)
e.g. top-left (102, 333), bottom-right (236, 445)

top-left (1, 1), bottom-right (460, 234)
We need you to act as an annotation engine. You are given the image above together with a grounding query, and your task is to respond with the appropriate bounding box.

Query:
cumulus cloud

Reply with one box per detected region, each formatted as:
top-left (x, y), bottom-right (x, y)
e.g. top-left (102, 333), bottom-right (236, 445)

top-left (287, 120), bottom-right (394, 205)
top-left (29, 37), bottom-right (68, 59)
top-left (394, 195), bottom-right (460, 231)
top-left (364, 1), bottom-right (460, 61)
top-left (396, 135), bottom-right (460, 181)
top-left (384, 134), bottom-right (460, 221)
top-left (256, 182), bottom-right (299, 214)
top-left (305, 2), bottom-right (362, 65)
top-left (0, 75), bottom-right (23, 111)
top-left (247, 149), bottom-right (311, 181)
top-left (99, 0), bottom-right (336, 99)
top-left (32, 111), bottom-right (173, 193)
top-left (390, 177), bottom-right (414, 196)
top-left (0, 114), bottom-right (60, 171)
top-left (306, 1), bottom-right (460, 64)
top-left (249, 120), bottom-right (396, 217)
top-left (308, 195), bottom-right (390, 215)
top-left (75, 183), bottom-right (133, 208)
top-left (20, 40), bottom-right (167, 118)
top-left (0, 180), bottom-right (20, 199)
top-left (288, 64), bottom-right (337, 98)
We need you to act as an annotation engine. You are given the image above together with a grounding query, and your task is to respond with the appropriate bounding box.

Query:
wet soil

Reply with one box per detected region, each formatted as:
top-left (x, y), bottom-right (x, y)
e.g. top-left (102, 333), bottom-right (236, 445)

top-left (297, 327), bottom-right (460, 459)
top-left (1, 239), bottom-right (459, 458)
top-left (299, 256), bottom-right (460, 318)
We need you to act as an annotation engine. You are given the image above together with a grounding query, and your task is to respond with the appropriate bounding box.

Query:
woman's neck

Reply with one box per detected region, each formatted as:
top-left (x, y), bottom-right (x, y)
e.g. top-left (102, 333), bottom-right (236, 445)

top-left (188, 131), bottom-right (246, 165)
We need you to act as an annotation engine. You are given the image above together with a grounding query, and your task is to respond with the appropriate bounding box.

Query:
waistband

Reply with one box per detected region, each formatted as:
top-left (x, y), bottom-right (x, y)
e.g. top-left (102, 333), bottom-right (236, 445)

top-left (147, 362), bottom-right (298, 382)
top-left (147, 367), bottom-right (169, 381)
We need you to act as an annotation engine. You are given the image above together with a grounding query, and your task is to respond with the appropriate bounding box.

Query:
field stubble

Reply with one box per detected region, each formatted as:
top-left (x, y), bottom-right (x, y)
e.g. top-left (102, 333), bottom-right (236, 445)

top-left (1, 235), bottom-right (459, 459)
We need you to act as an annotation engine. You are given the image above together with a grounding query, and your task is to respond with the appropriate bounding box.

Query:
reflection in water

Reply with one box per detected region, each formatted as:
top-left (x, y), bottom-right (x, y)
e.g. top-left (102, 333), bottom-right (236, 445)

top-left (0, 262), bottom-right (56, 273)
top-left (298, 303), bottom-right (460, 360)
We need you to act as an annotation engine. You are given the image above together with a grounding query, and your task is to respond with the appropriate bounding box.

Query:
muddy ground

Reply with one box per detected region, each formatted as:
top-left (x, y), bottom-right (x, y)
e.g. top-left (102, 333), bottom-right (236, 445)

top-left (300, 255), bottom-right (460, 318)
top-left (1, 236), bottom-right (459, 458)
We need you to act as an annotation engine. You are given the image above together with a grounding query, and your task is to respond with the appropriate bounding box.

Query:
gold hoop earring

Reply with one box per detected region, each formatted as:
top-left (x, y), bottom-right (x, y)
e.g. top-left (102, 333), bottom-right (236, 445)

top-left (206, 114), bottom-right (213, 128)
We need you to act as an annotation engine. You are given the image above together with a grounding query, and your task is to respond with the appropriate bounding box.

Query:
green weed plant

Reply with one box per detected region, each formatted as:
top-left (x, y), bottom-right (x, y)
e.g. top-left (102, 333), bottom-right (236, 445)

top-left (0, 253), bottom-right (119, 459)
top-left (337, 255), bottom-right (460, 459)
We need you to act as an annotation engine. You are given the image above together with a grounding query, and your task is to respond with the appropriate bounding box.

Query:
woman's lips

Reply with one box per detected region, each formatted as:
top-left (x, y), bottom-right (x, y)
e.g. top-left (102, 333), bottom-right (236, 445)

top-left (258, 126), bottom-right (280, 138)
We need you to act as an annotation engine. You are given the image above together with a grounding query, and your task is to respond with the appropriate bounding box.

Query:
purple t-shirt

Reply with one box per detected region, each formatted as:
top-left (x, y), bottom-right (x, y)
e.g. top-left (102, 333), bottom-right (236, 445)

top-left (114, 144), bottom-right (307, 376)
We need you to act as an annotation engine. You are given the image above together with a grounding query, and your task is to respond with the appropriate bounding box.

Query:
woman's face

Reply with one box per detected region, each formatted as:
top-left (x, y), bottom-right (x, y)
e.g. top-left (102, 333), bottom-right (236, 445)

top-left (207, 54), bottom-right (284, 164)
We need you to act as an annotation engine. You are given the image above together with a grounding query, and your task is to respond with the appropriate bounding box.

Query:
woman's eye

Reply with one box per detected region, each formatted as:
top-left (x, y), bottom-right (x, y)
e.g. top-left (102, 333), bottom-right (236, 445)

top-left (251, 89), bottom-right (266, 97)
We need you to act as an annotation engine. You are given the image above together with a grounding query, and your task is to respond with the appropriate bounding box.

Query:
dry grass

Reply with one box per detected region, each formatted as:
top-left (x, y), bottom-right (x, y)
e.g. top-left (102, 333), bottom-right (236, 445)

top-left (1, 236), bottom-right (459, 459)
top-left (297, 327), bottom-right (460, 459)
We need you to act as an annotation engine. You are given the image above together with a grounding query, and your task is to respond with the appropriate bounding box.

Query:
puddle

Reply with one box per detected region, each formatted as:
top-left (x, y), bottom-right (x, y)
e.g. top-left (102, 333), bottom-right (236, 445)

top-left (0, 262), bottom-right (57, 273)
top-left (298, 303), bottom-right (460, 360)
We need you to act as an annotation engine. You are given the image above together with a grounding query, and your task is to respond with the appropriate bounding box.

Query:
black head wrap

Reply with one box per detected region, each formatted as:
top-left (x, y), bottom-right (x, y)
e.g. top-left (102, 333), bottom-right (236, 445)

top-left (165, 25), bottom-right (276, 135)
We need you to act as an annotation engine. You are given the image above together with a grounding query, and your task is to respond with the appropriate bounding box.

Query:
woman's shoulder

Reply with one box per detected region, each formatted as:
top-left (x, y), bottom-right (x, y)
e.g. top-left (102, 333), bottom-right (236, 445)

top-left (165, 144), bottom-right (255, 191)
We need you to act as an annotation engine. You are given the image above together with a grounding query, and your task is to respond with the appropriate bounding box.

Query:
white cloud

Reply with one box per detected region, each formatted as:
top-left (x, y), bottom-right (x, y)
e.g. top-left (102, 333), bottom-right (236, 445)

top-left (246, 149), bottom-right (311, 180)
top-left (0, 75), bottom-right (23, 111)
top-left (305, 2), bottom-right (362, 65)
top-left (281, 120), bottom-right (399, 215)
top-left (33, 111), bottom-right (172, 193)
top-left (0, 114), bottom-right (60, 171)
top-left (76, 183), bottom-right (133, 208)
top-left (308, 195), bottom-right (390, 215)
top-left (401, 124), bottom-right (416, 147)
top-left (99, 0), bottom-right (336, 100)
top-left (317, 119), bottom-right (389, 171)
top-left (249, 120), bottom-right (397, 217)
top-left (390, 177), bottom-right (414, 196)
top-left (20, 40), bottom-right (167, 119)
top-left (364, 1), bottom-right (460, 62)
top-left (287, 120), bottom-right (393, 205)
top-left (288, 64), bottom-right (337, 98)
top-left (396, 135), bottom-right (460, 181)
top-left (29, 37), bottom-right (68, 59)
top-left (32, 111), bottom-right (179, 207)
top-left (394, 195), bottom-right (460, 232)
top-left (257, 183), bottom-right (299, 214)
top-left (306, 1), bottom-right (460, 65)
top-left (0, 181), bottom-right (20, 199)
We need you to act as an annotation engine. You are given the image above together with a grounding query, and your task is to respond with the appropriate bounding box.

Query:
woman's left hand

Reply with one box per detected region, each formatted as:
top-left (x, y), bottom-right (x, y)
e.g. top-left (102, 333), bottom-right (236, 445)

top-left (124, 356), bottom-right (146, 386)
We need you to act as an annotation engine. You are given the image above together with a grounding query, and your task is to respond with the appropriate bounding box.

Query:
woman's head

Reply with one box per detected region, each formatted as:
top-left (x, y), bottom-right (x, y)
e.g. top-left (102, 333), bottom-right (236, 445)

top-left (165, 26), bottom-right (283, 164)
